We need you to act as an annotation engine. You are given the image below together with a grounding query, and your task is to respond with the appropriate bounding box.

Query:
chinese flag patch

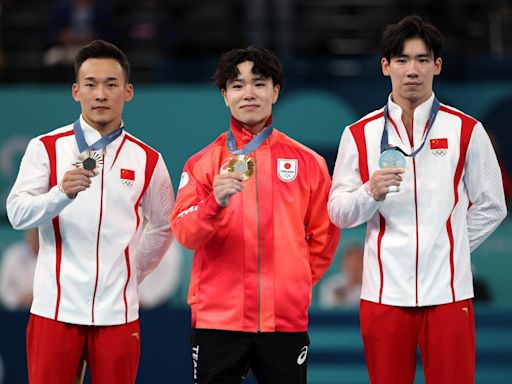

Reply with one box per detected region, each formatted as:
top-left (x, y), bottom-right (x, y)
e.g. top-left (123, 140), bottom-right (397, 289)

top-left (120, 169), bottom-right (135, 181)
top-left (430, 138), bottom-right (448, 149)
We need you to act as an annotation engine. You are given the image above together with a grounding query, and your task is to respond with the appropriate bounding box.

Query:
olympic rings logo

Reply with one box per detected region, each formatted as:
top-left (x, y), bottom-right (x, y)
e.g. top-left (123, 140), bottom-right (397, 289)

top-left (121, 179), bottom-right (134, 188)
top-left (432, 149), bottom-right (447, 156)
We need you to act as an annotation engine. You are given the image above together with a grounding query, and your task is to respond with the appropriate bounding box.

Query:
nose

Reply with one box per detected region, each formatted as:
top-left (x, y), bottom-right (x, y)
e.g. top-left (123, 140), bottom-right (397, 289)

top-left (406, 61), bottom-right (419, 78)
top-left (95, 85), bottom-right (107, 101)
top-left (243, 85), bottom-right (256, 100)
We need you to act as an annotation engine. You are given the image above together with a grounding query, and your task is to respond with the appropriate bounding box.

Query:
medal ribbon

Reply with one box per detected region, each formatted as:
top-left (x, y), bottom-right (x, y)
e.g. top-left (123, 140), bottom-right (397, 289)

top-left (73, 119), bottom-right (123, 153)
top-left (380, 97), bottom-right (440, 156)
top-left (226, 124), bottom-right (273, 155)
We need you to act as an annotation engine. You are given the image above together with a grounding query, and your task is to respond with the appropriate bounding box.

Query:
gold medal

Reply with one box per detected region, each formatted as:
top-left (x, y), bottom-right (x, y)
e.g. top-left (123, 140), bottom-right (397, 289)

top-left (227, 155), bottom-right (254, 181)
top-left (74, 150), bottom-right (103, 176)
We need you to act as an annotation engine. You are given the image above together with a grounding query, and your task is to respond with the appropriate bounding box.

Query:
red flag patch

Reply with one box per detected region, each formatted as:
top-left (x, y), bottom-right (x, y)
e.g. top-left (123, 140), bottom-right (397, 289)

top-left (120, 169), bottom-right (135, 181)
top-left (430, 138), bottom-right (448, 149)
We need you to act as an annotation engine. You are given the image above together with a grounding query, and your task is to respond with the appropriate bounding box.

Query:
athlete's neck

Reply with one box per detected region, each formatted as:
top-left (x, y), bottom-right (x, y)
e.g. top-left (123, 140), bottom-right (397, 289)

top-left (83, 116), bottom-right (122, 137)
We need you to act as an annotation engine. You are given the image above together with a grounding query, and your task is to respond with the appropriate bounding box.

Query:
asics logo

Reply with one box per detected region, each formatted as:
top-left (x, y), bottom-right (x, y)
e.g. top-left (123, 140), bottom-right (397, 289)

top-left (297, 346), bottom-right (308, 365)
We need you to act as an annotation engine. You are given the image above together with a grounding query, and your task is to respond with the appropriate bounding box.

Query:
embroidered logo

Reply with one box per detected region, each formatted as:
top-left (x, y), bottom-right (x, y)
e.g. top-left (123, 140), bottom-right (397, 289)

top-left (120, 168), bottom-right (135, 188)
top-left (297, 346), bottom-right (308, 365)
top-left (277, 159), bottom-right (298, 182)
top-left (178, 172), bottom-right (189, 189)
top-left (430, 138), bottom-right (448, 156)
top-left (220, 158), bottom-right (231, 175)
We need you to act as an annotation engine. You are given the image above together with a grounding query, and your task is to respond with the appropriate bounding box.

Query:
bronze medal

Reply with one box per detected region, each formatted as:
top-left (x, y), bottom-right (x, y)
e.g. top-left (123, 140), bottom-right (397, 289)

top-left (74, 150), bottom-right (103, 176)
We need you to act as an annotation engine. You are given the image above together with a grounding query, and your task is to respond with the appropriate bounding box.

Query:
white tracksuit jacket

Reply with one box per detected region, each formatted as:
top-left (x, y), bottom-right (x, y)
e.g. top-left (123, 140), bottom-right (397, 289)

top-left (6, 116), bottom-right (174, 325)
top-left (328, 94), bottom-right (507, 307)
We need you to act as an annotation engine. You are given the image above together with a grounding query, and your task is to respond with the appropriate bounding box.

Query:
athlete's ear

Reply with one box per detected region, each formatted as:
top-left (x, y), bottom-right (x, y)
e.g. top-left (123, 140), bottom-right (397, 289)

top-left (272, 84), bottom-right (280, 104)
top-left (125, 83), bottom-right (134, 102)
top-left (72, 83), bottom-right (80, 102)
top-left (222, 88), bottom-right (229, 107)
top-left (381, 57), bottom-right (391, 77)
top-left (434, 57), bottom-right (442, 76)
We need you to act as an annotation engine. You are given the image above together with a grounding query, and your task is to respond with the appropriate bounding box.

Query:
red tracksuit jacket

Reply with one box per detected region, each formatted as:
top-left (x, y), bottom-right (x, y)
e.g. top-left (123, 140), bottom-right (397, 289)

top-left (171, 117), bottom-right (340, 332)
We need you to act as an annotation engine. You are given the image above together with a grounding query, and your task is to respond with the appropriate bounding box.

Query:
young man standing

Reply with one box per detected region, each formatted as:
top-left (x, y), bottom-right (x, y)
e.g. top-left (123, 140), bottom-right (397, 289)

top-left (171, 47), bottom-right (340, 384)
top-left (328, 15), bottom-right (507, 384)
top-left (7, 40), bottom-right (174, 383)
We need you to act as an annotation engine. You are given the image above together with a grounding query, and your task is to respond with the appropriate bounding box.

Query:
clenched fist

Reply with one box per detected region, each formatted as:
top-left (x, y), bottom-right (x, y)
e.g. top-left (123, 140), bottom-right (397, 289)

top-left (59, 168), bottom-right (95, 199)
top-left (213, 173), bottom-right (244, 207)
top-left (369, 167), bottom-right (404, 201)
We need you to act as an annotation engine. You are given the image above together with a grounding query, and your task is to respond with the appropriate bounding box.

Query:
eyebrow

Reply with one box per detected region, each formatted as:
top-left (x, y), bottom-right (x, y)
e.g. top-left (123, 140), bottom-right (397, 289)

top-left (83, 76), bottom-right (121, 82)
top-left (396, 52), bottom-right (432, 59)
top-left (229, 75), bottom-right (268, 83)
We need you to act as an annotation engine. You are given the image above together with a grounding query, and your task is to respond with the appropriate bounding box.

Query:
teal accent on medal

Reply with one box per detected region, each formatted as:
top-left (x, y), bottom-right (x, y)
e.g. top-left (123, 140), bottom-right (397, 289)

top-left (379, 150), bottom-right (406, 169)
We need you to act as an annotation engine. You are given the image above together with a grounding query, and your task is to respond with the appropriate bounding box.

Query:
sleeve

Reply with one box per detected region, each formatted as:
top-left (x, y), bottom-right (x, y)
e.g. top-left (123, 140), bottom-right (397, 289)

top-left (463, 123), bottom-right (507, 252)
top-left (328, 127), bottom-right (380, 228)
top-left (6, 138), bottom-right (73, 230)
top-left (136, 154), bottom-right (175, 283)
top-left (306, 156), bottom-right (341, 285)
top-left (170, 157), bottom-right (227, 250)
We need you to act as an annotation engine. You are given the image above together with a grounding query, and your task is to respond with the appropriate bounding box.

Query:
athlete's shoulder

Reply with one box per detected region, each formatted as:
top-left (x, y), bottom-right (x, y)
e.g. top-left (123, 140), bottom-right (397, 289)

top-left (438, 103), bottom-right (479, 125)
top-left (37, 123), bottom-right (75, 141)
top-left (185, 132), bottom-right (227, 166)
top-left (123, 132), bottom-right (161, 156)
top-left (273, 129), bottom-right (326, 164)
top-left (347, 108), bottom-right (384, 130)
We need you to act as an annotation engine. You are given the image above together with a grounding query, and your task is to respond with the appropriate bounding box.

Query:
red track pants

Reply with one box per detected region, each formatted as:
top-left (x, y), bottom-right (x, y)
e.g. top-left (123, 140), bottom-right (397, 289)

top-left (26, 314), bottom-right (140, 384)
top-left (360, 299), bottom-right (475, 384)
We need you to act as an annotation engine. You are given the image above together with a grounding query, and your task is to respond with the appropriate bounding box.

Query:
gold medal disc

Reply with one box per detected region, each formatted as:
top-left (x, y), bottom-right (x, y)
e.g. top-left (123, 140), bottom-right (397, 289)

top-left (74, 150), bottom-right (103, 176)
top-left (227, 155), bottom-right (254, 181)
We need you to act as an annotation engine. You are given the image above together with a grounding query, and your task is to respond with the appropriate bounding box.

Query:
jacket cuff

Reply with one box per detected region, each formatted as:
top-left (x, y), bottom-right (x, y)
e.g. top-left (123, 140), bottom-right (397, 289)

top-left (203, 193), bottom-right (226, 220)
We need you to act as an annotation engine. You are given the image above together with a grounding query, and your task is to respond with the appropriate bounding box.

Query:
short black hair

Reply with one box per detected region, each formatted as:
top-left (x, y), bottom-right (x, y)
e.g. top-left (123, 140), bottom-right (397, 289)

top-left (213, 46), bottom-right (284, 90)
top-left (74, 40), bottom-right (131, 82)
top-left (380, 15), bottom-right (443, 61)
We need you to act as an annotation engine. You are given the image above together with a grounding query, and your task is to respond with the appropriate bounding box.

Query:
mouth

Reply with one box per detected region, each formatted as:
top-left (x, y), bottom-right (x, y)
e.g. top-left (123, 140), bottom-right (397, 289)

top-left (241, 104), bottom-right (259, 110)
top-left (404, 82), bottom-right (421, 86)
top-left (92, 106), bottom-right (110, 111)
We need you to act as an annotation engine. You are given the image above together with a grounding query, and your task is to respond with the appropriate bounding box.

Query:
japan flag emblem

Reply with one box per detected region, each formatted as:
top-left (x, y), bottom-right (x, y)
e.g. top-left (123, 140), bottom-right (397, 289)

top-left (277, 159), bottom-right (298, 182)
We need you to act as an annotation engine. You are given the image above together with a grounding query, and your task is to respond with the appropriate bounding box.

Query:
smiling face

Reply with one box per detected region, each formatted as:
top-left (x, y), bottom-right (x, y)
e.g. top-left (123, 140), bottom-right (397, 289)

top-left (72, 58), bottom-right (134, 135)
top-left (381, 37), bottom-right (442, 109)
top-left (221, 61), bottom-right (280, 134)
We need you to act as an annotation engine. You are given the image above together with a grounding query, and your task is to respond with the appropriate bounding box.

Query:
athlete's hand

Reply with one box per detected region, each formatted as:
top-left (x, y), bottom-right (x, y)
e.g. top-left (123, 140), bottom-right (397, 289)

top-left (369, 168), bottom-right (404, 201)
top-left (59, 168), bottom-right (95, 199)
top-left (213, 173), bottom-right (244, 207)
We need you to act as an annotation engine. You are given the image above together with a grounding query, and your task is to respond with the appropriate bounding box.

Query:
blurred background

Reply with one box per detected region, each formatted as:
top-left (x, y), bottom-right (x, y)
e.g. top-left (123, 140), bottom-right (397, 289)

top-left (0, 0), bottom-right (511, 383)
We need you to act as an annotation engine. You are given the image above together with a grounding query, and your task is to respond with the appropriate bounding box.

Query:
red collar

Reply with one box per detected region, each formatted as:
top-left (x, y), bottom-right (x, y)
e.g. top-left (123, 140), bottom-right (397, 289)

top-left (229, 116), bottom-right (273, 144)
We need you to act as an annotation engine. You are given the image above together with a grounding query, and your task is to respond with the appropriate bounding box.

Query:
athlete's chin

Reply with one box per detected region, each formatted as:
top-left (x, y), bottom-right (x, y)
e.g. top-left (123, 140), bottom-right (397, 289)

top-left (89, 116), bottom-right (113, 127)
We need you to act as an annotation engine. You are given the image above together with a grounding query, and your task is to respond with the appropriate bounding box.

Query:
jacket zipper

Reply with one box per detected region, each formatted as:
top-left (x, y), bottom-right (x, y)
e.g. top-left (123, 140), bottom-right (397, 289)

top-left (408, 116), bottom-right (420, 307)
top-left (254, 152), bottom-right (261, 332)
top-left (91, 149), bottom-right (106, 324)
top-left (412, 157), bottom-right (419, 306)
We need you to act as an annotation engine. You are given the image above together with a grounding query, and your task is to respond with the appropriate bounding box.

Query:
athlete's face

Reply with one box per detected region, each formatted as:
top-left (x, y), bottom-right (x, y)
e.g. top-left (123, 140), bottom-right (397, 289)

top-left (222, 61), bottom-right (280, 134)
top-left (72, 58), bottom-right (133, 135)
top-left (381, 38), bottom-right (442, 108)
